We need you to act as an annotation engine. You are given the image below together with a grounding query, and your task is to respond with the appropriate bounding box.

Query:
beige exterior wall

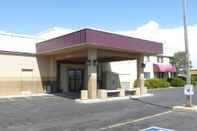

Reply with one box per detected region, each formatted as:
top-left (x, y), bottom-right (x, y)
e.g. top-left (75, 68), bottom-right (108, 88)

top-left (0, 53), bottom-right (53, 96)
top-left (191, 69), bottom-right (197, 76)
top-left (104, 56), bottom-right (172, 89)
top-left (102, 61), bottom-right (136, 89)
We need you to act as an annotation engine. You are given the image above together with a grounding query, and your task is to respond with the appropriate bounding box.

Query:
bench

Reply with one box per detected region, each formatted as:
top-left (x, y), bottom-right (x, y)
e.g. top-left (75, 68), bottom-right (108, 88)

top-left (97, 88), bottom-right (125, 99)
top-left (125, 88), bottom-right (140, 96)
top-left (106, 89), bottom-right (125, 97)
top-left (97, 88), bottom-right (140, 99)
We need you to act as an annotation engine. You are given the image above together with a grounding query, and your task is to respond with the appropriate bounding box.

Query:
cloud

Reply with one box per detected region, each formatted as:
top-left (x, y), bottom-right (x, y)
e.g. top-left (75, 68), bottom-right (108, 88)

top-left (36, 27), bottom-right (74, 40)
top-left (116, 21), bottom-right (197, 67)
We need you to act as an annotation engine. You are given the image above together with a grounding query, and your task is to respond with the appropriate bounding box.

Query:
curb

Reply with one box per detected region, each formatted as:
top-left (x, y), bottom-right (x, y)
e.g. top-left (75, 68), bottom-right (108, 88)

top-left (0, 93), bottom-right (53, 99)
top-left (173, 105), bottom-right (197, 112)
top-left (75, 94), bottom-right (154, 104)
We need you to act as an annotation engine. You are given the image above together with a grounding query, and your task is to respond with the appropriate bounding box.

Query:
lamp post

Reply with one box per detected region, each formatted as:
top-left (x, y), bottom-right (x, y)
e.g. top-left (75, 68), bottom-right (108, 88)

top-left (182, 0), bottom-right (192, 107)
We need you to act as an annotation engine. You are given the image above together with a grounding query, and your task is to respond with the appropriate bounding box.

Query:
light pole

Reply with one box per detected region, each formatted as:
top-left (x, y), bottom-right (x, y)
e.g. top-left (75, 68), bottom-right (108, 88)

top-left (182, 0), bottom-right (192, 107)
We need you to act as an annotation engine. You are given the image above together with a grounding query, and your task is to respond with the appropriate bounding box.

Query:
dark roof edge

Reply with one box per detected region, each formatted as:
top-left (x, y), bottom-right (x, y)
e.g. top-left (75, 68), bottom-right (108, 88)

top-left (85, 28), bottom-right (163, 45)
top-left (36, 28), bottom-right (87, 46)
top-left (36, 28), bottom-right (163, 46)
top-left (0, 50), bottom-right (36, 57)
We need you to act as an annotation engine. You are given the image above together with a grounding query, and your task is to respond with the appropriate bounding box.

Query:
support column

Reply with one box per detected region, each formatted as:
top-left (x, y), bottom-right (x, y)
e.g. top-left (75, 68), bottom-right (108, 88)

top-left (49, 56), bottom-right (55, 79)
top-left (137, 56), bottom-right (146, 95)
top-left (87, 49), bottom-right (97, 99)
top-left (49, 56), bottom-right (56, 92)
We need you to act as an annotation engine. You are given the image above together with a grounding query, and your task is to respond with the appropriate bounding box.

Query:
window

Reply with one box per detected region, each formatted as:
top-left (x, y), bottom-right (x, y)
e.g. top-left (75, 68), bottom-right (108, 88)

top-left (154, 72), bottom-right (169, 79)
top-left (144, 72), bottom-right (150, 79)
top-left (21, 68), bottom-right (33, 72)
top-left (145, 56), bottom-right (150, 62)
top-left (170, 72), bottom-right (177, 78)
top-left (157, 56), bottom-right (163, 63)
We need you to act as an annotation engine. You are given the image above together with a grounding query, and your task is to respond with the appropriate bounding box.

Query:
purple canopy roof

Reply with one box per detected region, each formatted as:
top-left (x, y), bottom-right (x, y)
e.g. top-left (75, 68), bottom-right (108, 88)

top-left (36, 28), bottom-right (163, 55)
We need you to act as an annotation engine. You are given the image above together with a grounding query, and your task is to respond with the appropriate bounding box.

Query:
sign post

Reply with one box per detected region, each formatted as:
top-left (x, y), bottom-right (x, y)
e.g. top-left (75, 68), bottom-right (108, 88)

top-left (184, 84), bottom-right (194, 107)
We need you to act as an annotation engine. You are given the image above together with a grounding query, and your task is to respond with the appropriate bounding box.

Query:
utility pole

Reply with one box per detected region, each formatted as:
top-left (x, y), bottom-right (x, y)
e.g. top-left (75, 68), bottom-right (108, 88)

top-left (182, 0), bottom-right (192, 107)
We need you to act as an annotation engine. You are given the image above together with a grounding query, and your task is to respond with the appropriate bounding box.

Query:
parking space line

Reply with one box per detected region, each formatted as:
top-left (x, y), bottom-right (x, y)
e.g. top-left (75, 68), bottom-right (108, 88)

top-left (98, 110), bottom-right (172, 131)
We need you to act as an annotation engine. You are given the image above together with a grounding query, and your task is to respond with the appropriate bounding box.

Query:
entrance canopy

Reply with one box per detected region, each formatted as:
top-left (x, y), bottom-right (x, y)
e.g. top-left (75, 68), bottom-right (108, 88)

top-left (36, 28), bottom-right (163, 57)
top-left (36, 28), bottom-right (163, 99)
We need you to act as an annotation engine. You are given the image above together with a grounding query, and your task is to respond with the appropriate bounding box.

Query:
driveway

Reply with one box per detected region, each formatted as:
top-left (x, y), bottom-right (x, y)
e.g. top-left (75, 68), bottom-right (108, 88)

top-left (0, 87), bottom-right (196, 131)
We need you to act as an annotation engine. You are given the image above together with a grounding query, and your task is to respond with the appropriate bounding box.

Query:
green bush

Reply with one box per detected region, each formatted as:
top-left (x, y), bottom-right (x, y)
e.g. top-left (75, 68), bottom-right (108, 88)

top-left (145, 79), bottom-right (170, 89)
top-left (134, 80), bottom-right (137, 87)
top-left (134, 79), bottom-right (170, 89)
top-left (192, 80), bottom-right (197, 87)
top-left (192, 76), bottom-right (197, 87)
top-left (168, 77), bottom-right (186, 87)
top-left (192, 75), bottom-right (197, 81)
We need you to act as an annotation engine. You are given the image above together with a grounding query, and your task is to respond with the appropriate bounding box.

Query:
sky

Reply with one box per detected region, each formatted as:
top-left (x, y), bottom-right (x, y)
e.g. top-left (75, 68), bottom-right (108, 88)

top-left (0, 0), bottom-right (197, 67)
top-left (0, 0), bottom-right (196, 34)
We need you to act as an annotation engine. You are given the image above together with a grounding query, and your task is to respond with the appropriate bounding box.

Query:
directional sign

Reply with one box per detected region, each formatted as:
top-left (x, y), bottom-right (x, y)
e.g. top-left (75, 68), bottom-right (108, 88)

top-left (141, 126), bottom-right (175, 131)
top-left (184, 84), bottom-right (194, 96)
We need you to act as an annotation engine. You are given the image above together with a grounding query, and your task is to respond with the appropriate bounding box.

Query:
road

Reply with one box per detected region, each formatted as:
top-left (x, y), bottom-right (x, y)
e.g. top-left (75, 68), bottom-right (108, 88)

top-left (0, 87), bottom-right (196, 131)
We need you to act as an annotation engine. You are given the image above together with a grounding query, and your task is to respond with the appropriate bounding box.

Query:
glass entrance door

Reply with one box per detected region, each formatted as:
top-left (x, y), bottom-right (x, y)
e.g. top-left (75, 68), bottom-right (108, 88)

top-left (68, 69), bottom-right (83, 92)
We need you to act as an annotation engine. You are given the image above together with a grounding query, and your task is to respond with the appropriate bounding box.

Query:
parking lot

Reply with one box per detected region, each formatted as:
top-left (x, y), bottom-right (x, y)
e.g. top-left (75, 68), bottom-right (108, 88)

top-left (104, 111), bottom-right (197, 131)
top-left (0, 87), bottom-right (196, 131)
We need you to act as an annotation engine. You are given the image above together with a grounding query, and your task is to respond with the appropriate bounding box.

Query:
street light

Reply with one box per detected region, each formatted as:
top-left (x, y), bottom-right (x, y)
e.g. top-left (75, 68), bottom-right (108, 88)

top-left (182, 0), bottom-right (192, 107)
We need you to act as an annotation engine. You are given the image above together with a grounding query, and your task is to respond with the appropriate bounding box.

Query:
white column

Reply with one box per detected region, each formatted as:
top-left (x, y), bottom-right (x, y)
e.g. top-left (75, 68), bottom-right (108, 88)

top-left (137, 56), bottom-right (146, 95)
top-left (87, 49), bottom-right (97, 99)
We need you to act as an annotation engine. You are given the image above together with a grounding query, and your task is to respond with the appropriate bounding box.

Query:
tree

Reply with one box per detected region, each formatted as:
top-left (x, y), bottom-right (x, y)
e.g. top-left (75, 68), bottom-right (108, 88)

top-left (171, 51), bottom-right (192, 75)
top-left (171, 51), bottom-right (187, 75)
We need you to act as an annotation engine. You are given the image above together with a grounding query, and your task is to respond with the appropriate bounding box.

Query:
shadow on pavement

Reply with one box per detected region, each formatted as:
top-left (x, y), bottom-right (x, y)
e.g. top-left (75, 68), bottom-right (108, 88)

top-left (130, 98), bottom-right (173, 110)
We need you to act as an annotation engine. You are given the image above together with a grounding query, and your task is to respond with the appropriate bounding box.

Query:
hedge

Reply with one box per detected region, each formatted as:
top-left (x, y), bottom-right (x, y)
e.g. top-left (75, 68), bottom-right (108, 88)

top-left (192, 81), bottom-right (197, 87)
top-left (134, 79), bottom-right (170, 89)
top-left (134, 77), bottom-right (187, 89)
top-left (145, 79), bottom-right (170, 89)
top-left (192, 76), bottom-right (197, 87)
top-left (167, 77), bottom-right (186, 87)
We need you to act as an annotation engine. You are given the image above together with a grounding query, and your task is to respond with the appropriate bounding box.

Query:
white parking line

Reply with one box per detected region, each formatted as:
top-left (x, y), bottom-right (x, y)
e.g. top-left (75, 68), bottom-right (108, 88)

top-left (98, 111), bottom-right (172, 130)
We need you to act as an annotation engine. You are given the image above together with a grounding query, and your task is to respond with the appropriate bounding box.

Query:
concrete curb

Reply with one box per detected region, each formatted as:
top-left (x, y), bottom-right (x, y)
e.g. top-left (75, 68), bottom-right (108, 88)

top-left (149, 86), bottom-right (184, 91)
top-left (130, 93), bottom-right (154, 99)
top-left (173, 105), bottom-right (197, 112)
top-left (149, 86), bottom-right (197, 91)
top-left (75, 94), bottom-right (154, 104)
top-left (0, 93), bottom-right (53, 99)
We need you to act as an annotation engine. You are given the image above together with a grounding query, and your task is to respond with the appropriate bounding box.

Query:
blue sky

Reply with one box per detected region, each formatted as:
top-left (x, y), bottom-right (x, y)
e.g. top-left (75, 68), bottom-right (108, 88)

top-left (0, 0), bottom-right (196, 34)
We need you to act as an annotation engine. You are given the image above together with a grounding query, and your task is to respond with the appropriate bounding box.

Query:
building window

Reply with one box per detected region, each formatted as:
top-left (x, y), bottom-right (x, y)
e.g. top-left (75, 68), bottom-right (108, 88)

top-left (21, 68), bottom-right (33, 72)
top-left (157, 56), bottom-right (163, 63)
top-left (154, 72), bottom-right (169, 79)
top-left (144, 72), bottom-right (150, 79)
top-left (147, 56), bottom-right (150, 62)
top-left (145, 56), bottom-right (150, 62)
top-left (170, 72), bottom-right (176, 78)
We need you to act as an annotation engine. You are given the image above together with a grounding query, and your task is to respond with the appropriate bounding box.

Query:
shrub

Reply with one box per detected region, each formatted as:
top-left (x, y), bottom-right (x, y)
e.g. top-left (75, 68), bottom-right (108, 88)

top-left (192, 80), bottom-right (197, 87)
top-left (168, 77), bottom-right (186, 87)
top-left (134, 80), bottom-right (137, 87)
top-left (134, 79), bottom-right (170, 89)
top-left (192, 75), bottom-right (197, 81)
top-left (145, 79), bottom-right (170, 89)
top-left (192, 76), bottom-right (197, 87)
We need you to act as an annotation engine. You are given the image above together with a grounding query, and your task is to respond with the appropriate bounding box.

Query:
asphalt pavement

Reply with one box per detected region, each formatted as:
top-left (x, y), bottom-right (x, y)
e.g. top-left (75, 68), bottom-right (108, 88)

top-left (0, 87), bottom-right (196, 131)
